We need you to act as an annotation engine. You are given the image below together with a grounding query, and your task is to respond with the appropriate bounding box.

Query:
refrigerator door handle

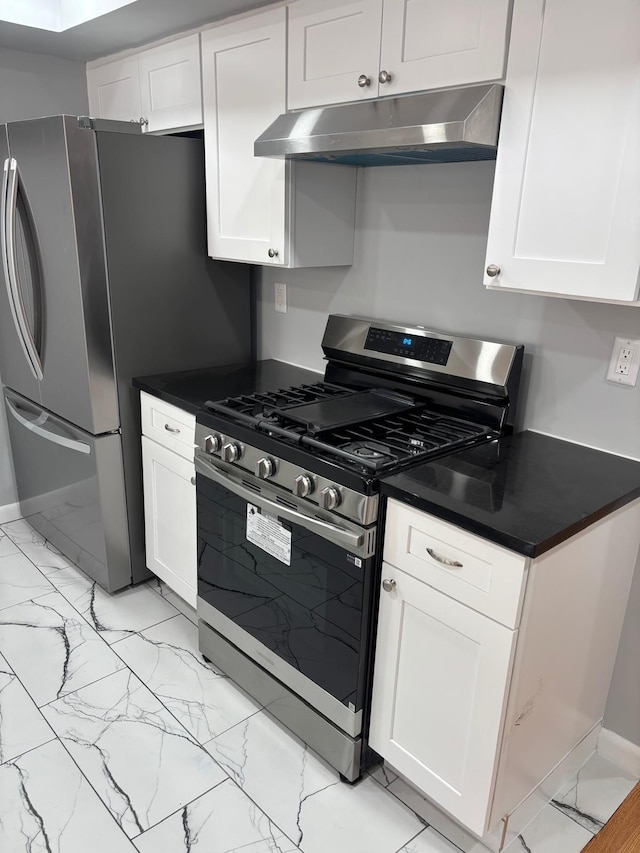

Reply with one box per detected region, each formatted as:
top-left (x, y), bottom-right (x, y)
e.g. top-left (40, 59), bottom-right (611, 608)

top-left (2, 158), bottom-right (44, 381)
top-left (6, 397), bottom-right (91, 455)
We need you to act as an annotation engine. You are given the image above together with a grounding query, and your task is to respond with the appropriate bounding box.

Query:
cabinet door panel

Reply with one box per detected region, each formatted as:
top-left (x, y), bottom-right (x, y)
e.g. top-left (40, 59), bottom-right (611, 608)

top-left (138, 35), bottom-right (202, 132)
top-left (202, 10), bottom-right (287, 264)
top-left (369, 564), bottom-right (516, 835)
top-left (379, 0), bottom-right (510, 96)
top-left (142, 436), bottom-right (196, 608)
top-left (87, 57), bottom-right (142, 122)
top-left (484, 0), bottom-right (640, 302)
top-left (288, 0), bottom-right (384, 109)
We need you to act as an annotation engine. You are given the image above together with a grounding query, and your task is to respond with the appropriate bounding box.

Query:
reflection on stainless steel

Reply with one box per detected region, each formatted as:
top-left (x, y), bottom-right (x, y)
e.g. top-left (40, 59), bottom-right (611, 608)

top-left (255, 84), bottom-right (503, 166)
top-left (195, 453), bottom-right (376, 558)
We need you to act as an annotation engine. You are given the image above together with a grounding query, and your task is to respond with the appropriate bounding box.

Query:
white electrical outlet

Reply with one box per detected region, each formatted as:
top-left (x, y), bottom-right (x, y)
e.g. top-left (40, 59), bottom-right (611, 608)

top-left (274, 282), bottom-right (287, 314)
top-left (606, 337), bottom-right (640, 386)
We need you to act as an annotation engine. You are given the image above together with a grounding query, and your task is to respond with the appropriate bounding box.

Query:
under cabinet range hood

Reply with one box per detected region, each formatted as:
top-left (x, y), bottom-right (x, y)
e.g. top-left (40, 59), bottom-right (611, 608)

top-left (254, 83), bottom-right (503, 167)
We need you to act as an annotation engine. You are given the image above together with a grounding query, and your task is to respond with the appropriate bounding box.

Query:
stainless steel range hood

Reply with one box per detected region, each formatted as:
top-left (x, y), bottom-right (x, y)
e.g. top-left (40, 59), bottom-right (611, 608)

top-left (254, 84), bottom-right (503, 167)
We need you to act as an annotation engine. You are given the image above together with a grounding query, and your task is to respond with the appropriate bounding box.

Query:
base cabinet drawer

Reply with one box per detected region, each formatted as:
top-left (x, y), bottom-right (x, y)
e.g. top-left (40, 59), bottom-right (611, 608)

top-left (384, 499), bottom-right (528, 628)
top-left (141, 391), bottom-right (195, 460)
top-left (369, 563), bottom-right (517, 836)
top-left (142, 436), bottom-right (196, 608)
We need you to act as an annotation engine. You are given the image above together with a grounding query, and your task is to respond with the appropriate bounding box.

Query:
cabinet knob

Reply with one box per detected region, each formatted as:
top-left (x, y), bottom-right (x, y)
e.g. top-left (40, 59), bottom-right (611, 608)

top-left (378, 70), bottom-right (392, 84)
top-left (486, 264), bottom-right (501, 278)
top-left (357, 74), bottom-right (371, 88)
top-left (268, 248), bottom-right (279, 258)
top-left (139, 116), bottom-right (149, 127)
top-left (382, 579), bottom-right (396, 592)
top-left (190, 476), bottom-right (196, 486)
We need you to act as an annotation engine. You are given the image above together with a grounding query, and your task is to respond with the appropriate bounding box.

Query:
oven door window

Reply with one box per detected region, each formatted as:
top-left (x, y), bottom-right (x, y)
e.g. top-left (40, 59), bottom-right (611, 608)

top-left (197, 477), bottom-right (368, 711)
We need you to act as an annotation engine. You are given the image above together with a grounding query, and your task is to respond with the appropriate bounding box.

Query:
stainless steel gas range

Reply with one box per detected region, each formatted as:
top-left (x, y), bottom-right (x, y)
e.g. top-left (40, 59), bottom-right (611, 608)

top-left (194, 315), bottom-right (523, 781)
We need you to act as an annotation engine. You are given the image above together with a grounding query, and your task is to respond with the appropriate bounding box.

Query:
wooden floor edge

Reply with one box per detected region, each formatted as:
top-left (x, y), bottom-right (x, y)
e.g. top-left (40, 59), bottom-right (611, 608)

top-left (581, 781), bottom-right (640, 852)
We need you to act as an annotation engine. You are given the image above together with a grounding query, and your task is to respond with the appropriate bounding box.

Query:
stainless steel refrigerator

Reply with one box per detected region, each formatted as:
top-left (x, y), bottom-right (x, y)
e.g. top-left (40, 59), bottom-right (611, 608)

top-left (0, 115), bottom-right (252, 592)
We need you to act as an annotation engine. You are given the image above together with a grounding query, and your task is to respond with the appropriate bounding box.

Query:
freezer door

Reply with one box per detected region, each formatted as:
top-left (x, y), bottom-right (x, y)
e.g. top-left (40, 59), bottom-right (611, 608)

top-left (0, 125), bottom-right (42, 403)
top-left (5, 116), bottom-right (119, 434)
top-left (4, 387), bottom-right (131, 592)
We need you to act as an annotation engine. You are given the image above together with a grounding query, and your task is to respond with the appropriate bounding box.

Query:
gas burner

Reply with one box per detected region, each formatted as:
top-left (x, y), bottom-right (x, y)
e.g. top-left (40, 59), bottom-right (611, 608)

top-left (341, 442), bottom-right (395, 461)
top-left (259, 412), bottom-right (281, 424)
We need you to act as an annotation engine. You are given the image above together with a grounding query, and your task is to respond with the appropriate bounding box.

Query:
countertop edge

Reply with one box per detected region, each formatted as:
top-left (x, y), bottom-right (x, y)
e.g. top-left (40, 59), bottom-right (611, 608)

top-left (381, 481), bottom-right (640, 559)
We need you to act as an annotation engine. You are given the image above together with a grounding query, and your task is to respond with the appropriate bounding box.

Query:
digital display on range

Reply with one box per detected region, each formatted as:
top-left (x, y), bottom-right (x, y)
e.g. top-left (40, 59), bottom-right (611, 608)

top-left (364, 327), bottom-right (453, 365)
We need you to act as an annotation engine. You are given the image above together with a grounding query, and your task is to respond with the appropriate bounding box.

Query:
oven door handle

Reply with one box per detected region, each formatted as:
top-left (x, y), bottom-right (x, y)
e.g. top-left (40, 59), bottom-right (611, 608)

top-left (195, 455), bottom-right (368, 554)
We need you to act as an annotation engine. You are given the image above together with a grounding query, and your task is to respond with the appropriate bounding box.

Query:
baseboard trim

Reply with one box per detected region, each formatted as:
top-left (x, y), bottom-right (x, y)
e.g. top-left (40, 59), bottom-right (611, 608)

top-left (597, 727), bottom-right (640, 777)
top-left (0, 502), bottom-right (22, 524)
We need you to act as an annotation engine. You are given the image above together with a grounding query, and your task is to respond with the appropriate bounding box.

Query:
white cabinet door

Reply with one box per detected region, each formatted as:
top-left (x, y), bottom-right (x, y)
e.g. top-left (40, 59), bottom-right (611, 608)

top-left (484, 0), bottom-right (640, 303)
top-left (87, 57), bottom-right (142, 123)
top-left (142, 436), bottom-right (197, 608)
top-left (288, 0), bottom-right (383, 109)
top-left (138, 34), bottom-right (203, 132)
top-left (369, 564), bottom-right (517, 836)
top-left (202, 9), bottom-right (288, 265)
top-left (379, 0), bottom-right (510, 96)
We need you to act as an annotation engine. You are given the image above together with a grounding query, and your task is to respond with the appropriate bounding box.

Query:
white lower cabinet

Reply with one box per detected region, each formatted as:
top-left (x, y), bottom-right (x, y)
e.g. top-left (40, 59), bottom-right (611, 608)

top-left (201, 7), bottom-right (356, 267)
top-left (370, 497), bottom-right (640, 843)
top-left (140, 394), bottom-right (197, 608)
top-left (369, 564), bottom-right (517, 836)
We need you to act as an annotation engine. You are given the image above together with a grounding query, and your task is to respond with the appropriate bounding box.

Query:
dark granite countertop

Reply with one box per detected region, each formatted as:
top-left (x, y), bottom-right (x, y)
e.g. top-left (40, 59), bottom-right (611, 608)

top-left (381, 431), bottom-right (640, 558)
top-left (133, 359), bottom-right (323, 414)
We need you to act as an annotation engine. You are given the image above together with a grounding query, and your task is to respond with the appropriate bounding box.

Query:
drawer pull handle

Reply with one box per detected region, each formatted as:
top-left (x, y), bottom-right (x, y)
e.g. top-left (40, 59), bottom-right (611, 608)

top-left (426, 547), bottom-right (463, 568)
top-left (164, 424), bottom-right (180, 434)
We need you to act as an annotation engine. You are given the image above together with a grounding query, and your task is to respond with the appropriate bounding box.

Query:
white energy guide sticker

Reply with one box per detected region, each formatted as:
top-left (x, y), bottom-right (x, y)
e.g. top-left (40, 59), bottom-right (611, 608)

top-left (246, 504), bottom-right (292, 565)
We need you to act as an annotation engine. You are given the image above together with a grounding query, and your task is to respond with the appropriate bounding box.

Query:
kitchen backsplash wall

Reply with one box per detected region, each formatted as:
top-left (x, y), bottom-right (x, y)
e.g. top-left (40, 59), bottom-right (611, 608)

top-left (256, 159), bottom-right (640, 747)
top-left (257, 160), bottom-right (640, 461)
top-left (0, 47), bottom-right (89, 510)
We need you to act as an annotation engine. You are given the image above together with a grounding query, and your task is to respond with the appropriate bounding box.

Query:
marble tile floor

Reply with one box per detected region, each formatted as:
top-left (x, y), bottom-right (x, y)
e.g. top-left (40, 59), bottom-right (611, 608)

top-left (0, 519), bottom-right (637, 853)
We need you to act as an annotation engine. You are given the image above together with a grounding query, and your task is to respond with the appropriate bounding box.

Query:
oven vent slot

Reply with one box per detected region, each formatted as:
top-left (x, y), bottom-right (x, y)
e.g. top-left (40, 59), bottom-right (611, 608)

top-left (276, 496), bottom-right (298, 510)
top-left (365, 527), bottom-right (377, 556)
top-left (241, 479), bottom-right (261, 494)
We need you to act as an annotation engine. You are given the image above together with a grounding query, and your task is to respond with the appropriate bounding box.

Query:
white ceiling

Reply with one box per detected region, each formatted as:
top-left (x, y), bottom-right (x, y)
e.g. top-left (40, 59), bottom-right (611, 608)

top-left (0, 0), bottom-right (277, 61)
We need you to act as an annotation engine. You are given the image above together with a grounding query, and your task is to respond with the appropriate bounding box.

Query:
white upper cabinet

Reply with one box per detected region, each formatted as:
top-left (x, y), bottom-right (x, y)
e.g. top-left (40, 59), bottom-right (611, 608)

top-left (87, 56), bottom-right (142, 123)
top-left (87, 34), bottom-right (203, 133)
top-left (201, 8), bottom-right (356, 267)
top-left (137, 35), bottom-right (203, 132)
top-left (484, 0), bottom-right (640, 303)
top-left (288, 0), bottom-right (511, 110)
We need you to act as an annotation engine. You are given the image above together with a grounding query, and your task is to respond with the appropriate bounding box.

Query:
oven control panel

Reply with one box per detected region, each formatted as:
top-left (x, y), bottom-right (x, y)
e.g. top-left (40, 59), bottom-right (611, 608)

top-left (364, 327), bottom-right (452, 365)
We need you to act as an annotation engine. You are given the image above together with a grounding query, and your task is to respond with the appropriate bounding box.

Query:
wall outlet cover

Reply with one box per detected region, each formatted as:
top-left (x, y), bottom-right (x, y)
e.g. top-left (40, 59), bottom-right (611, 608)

top-left (606, 337), bottom-right (640, 386)
top-left (275, 282), bottom-right (287, 314)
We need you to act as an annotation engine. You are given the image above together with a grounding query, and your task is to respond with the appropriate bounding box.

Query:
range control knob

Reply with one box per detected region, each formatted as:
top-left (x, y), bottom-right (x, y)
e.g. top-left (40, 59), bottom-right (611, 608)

top-left (255, 457), bottom-right (275, 479)
top-left (204, 434), bottom-right (222, 454)
top-left (294, 474), bottom-right (314, 498)
top-left (221, 442), bottom-right (242, 463)
top-left (320, 486), bottom-right (341, 510)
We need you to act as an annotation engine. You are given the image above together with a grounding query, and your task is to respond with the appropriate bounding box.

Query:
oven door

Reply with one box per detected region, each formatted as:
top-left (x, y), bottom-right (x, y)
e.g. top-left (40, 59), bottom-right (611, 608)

top-left (194, 453), bottom-right (376, 738)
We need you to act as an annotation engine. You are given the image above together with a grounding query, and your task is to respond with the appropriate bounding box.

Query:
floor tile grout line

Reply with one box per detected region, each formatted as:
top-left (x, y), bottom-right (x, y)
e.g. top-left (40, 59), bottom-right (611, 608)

top-left (391, 826), bottom-right (433, 853)
top-left (0, 735), bottom-right (58, 770)
top-left (129, 777), bottom-right (228, 842)
top-left (53, 731), bottom-right (140, 849)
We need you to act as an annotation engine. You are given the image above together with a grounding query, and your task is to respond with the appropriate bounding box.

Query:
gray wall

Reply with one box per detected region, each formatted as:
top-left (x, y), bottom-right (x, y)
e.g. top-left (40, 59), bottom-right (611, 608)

top-left (256, 160), bottom-right (640, 745)
top-left (0, 47), bottom-right (89, 508)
